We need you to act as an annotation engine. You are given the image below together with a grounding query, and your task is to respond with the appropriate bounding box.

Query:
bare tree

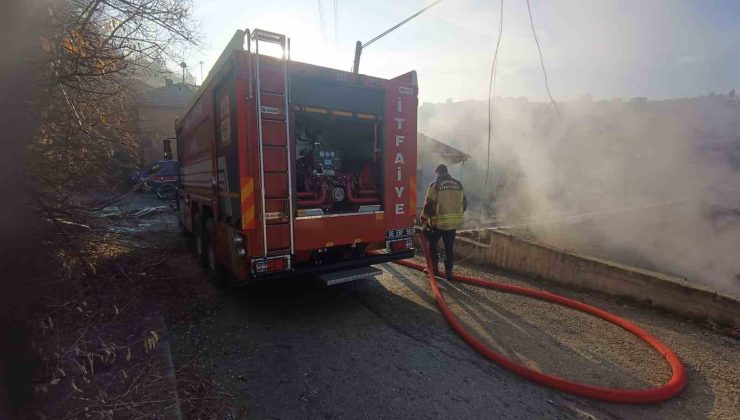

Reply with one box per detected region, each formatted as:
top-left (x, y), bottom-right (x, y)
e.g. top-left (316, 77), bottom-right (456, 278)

top-left (18, 1), bottom-right (200, 417)
top-left (32, 0), bottom-right (197, 221)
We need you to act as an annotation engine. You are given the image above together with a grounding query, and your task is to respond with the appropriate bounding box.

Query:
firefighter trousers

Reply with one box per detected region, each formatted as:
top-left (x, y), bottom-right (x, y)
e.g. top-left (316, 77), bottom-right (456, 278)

top-left (427, 228), bottom-right (456, 275)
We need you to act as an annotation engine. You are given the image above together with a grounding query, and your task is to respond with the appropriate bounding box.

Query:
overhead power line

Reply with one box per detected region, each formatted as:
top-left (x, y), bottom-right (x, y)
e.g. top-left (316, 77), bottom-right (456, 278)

top-left (484, 0), bottom-right (504, 194)
top-left (317, 0), bottom-right (327, 44)
top-left (334, 0), bottom-right (339, 43)
top-left (526, 0), bottom-right (561, 119)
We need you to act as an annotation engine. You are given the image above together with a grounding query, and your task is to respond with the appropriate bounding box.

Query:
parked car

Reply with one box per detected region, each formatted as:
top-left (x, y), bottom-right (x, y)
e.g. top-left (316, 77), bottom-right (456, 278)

top-left (132, 160), bottom-right (179, 192)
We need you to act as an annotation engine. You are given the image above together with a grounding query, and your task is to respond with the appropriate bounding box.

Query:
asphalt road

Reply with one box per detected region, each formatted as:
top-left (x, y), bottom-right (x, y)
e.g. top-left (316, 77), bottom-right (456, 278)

top-left (160, 257), bottom-right (738, 418)
top-left (125, 196), bottom-right (738, 419)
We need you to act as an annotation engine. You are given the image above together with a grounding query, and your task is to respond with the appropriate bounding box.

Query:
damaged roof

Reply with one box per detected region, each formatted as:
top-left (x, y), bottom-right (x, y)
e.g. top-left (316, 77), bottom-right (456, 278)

top-left (418, 132), bottom-right (470, 165)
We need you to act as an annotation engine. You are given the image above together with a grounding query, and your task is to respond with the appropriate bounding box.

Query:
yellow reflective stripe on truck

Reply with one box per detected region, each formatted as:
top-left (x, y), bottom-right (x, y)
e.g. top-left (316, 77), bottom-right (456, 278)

top-left (241, 176), bottom-right (255, 230)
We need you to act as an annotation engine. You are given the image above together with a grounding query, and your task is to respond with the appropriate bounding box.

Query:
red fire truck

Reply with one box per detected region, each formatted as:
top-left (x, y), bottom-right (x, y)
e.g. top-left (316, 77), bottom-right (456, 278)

top-left (176, 29), bottom-right (417, 283)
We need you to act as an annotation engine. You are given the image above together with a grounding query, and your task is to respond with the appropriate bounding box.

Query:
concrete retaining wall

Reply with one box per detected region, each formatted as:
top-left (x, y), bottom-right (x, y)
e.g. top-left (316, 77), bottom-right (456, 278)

top-left (454, 229), bottom-right (740, 328)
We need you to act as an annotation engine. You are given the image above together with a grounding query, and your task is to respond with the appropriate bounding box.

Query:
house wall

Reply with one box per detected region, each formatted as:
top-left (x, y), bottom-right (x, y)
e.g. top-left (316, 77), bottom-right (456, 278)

top-left (454, 229), bottom-right (740, 328)
top-left (137, 105), bottom-right (184, 164)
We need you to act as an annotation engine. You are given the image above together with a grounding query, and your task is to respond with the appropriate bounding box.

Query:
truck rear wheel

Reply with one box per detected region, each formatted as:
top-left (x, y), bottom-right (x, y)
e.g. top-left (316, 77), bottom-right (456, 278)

top-left (205, 220), bottom-right (227, 286)
top-left (177, 197), bottom-right (191, 237)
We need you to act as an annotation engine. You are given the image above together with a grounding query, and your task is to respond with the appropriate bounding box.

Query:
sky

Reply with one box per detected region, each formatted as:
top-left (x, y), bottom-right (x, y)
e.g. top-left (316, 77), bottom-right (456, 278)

top-left (187, 0), bottom-right (740, 103)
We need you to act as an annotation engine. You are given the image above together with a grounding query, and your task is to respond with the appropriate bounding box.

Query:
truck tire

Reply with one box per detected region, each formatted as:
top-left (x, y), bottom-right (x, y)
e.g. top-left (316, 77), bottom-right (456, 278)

top-left (205, 220), bottom-right (227, 286)
top-left (179, 217), bottom-right (191, 237)
top-left (177, 197), bottom-right (191, 237)
top-left (193, 217), bottom-right (208, 268)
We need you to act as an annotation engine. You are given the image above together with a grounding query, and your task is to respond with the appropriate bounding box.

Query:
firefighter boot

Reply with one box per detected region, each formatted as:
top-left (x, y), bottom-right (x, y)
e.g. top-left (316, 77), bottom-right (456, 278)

top-left (445, 263), bottom-right (454, 280)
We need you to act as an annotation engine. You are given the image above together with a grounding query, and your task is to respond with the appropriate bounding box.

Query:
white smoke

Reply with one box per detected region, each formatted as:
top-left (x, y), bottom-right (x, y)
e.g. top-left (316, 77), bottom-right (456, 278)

top-left (419, 95), bottom-right (740, 296)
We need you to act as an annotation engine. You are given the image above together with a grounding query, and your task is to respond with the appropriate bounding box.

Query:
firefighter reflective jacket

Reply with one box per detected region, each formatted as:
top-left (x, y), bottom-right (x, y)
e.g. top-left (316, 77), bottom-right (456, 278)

top-left (421, 174), bottom-right (467, 230)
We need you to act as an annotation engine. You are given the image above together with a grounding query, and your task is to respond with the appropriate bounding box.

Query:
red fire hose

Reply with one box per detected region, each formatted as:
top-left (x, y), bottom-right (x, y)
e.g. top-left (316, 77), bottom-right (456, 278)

top-left (394, 233), bottom-right (686, 403)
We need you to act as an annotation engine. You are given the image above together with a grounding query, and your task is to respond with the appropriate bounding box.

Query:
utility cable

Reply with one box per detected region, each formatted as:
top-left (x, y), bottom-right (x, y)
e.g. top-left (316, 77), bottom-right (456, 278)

top-left (440, 0), bottom-right (504, 266)
top-left (318, 0), bottom-right (327, 45)
top-left (469, 0), bottom-right (504, 263)
top-left (526, 0), bottom-right (561, 119)
top-left (483, 0), bottom-right (504, 194)
top-left (466, 198), bottom-right (695, 232)
top-left (442, 0), bottom-right (558, 263)
top-left (362, 0), bottom-right (444, 48)
top-left (334, 0), bottom-right (339, 44)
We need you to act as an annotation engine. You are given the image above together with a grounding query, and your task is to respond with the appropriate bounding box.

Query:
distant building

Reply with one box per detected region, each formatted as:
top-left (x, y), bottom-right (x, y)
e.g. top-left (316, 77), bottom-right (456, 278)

top-left (134, 79), bottom-right (197, 164)
top-left (416, 132), bottom-right (470, 215)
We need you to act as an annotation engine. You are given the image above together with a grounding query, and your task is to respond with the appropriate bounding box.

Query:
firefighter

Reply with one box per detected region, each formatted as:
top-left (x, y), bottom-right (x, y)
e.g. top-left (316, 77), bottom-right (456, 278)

top-left (420, 164), bottom-right (467, 279)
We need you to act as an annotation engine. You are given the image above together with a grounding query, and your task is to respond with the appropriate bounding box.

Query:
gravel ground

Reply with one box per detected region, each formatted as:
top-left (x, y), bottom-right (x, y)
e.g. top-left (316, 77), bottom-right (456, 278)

top-left (163, 255), bottom-right (738, 419)
top-left (123, 194), bottom-right (738, 419)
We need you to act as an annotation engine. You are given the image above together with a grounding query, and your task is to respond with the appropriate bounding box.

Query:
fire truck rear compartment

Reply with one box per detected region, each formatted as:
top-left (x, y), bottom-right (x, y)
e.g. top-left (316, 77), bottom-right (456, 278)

top-left (294, 111), bottom-right (382, 215)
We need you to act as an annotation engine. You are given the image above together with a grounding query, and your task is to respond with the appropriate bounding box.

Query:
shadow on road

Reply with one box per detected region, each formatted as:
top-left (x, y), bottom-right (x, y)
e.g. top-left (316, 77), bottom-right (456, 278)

top-left (163, 253), bottom-right (718, 419)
